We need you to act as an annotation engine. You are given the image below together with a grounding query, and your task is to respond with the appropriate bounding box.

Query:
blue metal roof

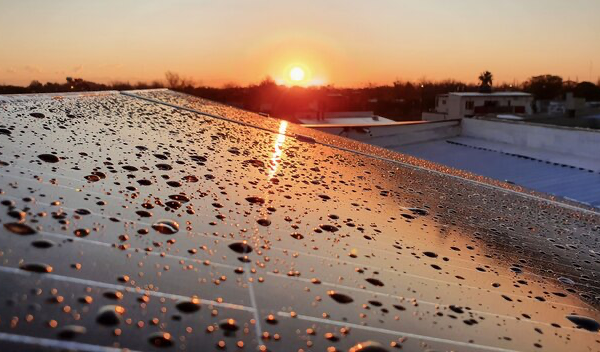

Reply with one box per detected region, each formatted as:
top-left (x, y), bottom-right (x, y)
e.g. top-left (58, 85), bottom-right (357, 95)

top-left (395, 138), bottom-right (600, 208)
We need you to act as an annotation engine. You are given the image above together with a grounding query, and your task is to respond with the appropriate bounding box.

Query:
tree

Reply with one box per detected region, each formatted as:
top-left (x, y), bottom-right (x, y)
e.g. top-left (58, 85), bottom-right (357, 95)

top-left (573, 81), bottom-right (600, 101)
top-left (523, 75), bottom-right (563, 100)
top-left (478, 71), bottom-right (493, 93)
top-left (165, 71), bottom-right (194, 90)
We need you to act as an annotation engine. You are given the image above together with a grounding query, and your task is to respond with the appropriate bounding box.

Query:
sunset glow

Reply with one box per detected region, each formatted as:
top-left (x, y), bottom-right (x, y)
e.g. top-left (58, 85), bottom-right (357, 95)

top-left (0, 0), bottom-right (599, 86)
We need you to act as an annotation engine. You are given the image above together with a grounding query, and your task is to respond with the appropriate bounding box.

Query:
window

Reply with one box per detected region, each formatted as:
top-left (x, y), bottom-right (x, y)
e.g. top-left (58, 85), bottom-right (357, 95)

top-left (465, 101), bottom-right (474, 110)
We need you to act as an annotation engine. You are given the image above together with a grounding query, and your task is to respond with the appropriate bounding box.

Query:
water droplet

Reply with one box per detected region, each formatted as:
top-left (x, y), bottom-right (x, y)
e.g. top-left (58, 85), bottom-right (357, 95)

top-left (31, 239), bottom-right (55, 248)
top-left (148, 331), bottom-right (174, 347)
top-left (176, 298), bottom-right (201, 313)
top-left (423, 251), bottom-right (438, 258)
top-left (57, 325), bottom-right (87, 340)
top-left (558, 277), bottom-right (575, 285)
top-left (349, 341), bottom-right (389, 352)
top-left (3, 222), bottom-right (37, 235)
top-left (291, 233), bottom-right (304, 240)
top-left (257, 218), bottom-right (271, 226)
top-left (219, 318), bottom-right (239, 331)
top-left (566, 315), bottom-right (600, 332)
top-left (328, 290), bottom-right (353, 304)
top-left (152, 220), bottom-right (179, 235)
top-left (137, 179), bottom-right (152, 186)
top-left (75, 208), bottom-right (91, 215)
top-left (38, 154), bottom-right (60, 163)
top-left (229, 242), bottom-right (253, 254)
top-left (74, 228), bottom-right (90, 238)
top-left (155, 163), bottom-right (173, 170)
top-left (7, 209), bottom-right (26, 221)
top-left (365, 278), bottom-right (384, 287)
top-left (19, 262), bottom-right (53, 273)
top-left (96, 305), bottom-right (125, 326)
top-left (319, 224), bottom-right (338, 232)
top-left (245, 196), bottom-right (265, 205)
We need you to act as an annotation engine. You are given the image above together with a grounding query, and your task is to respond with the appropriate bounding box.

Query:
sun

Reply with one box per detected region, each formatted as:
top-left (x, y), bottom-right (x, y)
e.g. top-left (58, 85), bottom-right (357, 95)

top-left (289, 66), bottom-right (305, 82)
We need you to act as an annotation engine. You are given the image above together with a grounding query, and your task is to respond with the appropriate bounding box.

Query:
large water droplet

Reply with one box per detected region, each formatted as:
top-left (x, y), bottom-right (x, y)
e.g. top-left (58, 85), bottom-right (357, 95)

top-left (96, 305), bottom-right (125, 326)
top-left (57, 325), bottom-right (87, 340)
top-left (176, 298), bottom-right (201, 313)
top-left (219, 318), bottom-right (239, 332)
top-left (152, 220), bottom-right (179, 235)
top-left (4, 222), bottom-right (37, 235)
top-left (229, 242), bottom-right (253, 254)
top-left (328, 290), bottom-right (354, 304)
top-left (349, 341), bottom-right (389, 352)
top-left (38, 154), bottom-right (60, 163)
top-left (19, 262), bottom-right (53, 273)
top-left (148, 331), bottom-right (174, 347)
top-left (566, 315), bottom-right (600, 332)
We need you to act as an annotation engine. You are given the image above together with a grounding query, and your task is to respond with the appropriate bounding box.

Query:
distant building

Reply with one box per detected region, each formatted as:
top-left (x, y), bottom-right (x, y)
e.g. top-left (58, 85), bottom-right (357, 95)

top-left (423, 92), bottom-right (533, 121)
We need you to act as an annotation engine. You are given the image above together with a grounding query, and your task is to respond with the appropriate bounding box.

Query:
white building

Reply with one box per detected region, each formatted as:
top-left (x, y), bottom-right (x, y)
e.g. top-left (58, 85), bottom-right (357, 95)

top-left (423, 92), bottom-right (533, 121)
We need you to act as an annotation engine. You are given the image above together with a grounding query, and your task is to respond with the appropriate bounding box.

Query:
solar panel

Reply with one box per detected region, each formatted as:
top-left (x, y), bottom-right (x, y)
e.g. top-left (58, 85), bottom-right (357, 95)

top-left (0, 90), bottom-right (599, 351)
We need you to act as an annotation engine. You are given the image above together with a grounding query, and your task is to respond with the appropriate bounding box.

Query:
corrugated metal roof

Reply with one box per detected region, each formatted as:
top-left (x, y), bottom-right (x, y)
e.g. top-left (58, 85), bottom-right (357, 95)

top-left (0, 90), bottom-right (599, 352)
top-left (394, 138), bottom-right (600, 208)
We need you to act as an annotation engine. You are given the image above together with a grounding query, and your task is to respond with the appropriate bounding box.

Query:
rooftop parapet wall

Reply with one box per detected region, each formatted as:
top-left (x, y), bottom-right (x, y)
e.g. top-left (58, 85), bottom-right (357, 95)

top-left (306, 120), bottom-right (461, 148)
top-left (462, 117), bottom-right (600, 162)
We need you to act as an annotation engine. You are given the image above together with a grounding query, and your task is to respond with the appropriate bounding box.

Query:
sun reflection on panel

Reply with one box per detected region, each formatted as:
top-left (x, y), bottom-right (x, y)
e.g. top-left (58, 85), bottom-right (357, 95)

top-left (268, 121), bottom-right (288, 179)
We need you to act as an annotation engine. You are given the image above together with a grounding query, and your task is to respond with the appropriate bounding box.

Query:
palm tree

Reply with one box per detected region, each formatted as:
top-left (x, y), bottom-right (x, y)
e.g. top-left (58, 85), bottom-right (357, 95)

top-left (478, 71), bottom-right (493, 93)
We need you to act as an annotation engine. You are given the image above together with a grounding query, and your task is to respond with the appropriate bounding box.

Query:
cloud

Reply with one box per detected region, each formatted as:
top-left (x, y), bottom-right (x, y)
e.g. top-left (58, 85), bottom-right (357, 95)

top-left (5, 67), bottom-right (16, 74)
top-left (72, 64), bottom-right (84, 73)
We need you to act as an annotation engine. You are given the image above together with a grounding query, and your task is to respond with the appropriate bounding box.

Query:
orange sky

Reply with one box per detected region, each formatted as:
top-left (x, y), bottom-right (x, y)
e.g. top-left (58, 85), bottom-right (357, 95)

top-left (1, 0), bottom-right (599, 87)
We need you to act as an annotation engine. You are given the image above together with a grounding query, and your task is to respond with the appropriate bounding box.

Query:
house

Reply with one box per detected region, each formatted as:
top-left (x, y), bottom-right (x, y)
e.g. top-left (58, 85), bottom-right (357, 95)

top-left (423, 92), bottom-right (533, 121)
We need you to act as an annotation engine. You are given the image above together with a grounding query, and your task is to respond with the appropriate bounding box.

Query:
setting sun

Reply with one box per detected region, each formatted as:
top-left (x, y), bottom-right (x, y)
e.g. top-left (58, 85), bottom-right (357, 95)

top-left (289, 67), bottom-right (305, 82)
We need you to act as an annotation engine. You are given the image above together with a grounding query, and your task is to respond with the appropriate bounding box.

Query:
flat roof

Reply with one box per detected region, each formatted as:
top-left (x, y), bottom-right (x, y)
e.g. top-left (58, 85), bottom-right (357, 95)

top-left (448, 92), bottom-right (532, 97)
top-left (0, 90), bottom-right (599, 351)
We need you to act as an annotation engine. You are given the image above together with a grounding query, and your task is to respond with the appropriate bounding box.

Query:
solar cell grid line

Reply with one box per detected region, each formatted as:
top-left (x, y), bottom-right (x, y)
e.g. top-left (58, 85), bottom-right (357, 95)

top-left (2, 91), bottom-right (600, 352)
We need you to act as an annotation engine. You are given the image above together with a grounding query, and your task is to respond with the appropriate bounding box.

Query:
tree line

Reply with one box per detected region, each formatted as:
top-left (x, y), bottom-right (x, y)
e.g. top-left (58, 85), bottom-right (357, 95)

top-left (1, 72), bottom-right (599, 121)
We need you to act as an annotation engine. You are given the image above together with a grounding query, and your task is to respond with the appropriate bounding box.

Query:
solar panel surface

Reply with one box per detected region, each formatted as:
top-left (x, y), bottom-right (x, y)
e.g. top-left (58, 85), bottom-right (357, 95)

top-left (0, 90), bottom-right (599, 352)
